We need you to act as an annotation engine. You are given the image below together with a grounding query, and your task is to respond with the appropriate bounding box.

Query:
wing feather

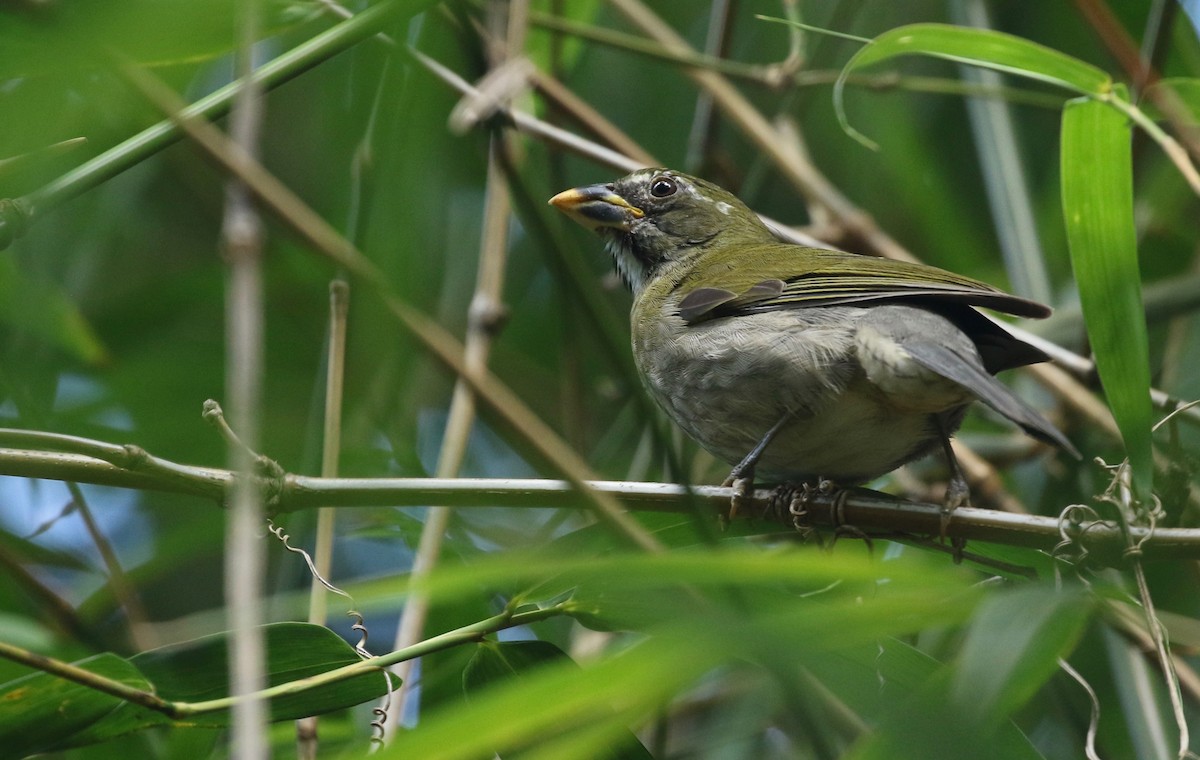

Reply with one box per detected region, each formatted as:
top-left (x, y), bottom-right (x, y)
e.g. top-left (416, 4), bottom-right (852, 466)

top-left (676, 245), bottom-right (1050, 323)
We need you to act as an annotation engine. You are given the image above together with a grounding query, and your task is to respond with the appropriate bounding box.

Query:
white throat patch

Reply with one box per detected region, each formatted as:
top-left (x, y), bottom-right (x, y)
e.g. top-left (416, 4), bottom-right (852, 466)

top-left (604, 235), bottom-right (647, 294)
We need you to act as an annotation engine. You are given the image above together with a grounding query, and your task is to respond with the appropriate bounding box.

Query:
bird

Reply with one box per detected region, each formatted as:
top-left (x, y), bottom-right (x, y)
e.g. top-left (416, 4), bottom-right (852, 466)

top-left (549, 168), bottom-right (1077, 514)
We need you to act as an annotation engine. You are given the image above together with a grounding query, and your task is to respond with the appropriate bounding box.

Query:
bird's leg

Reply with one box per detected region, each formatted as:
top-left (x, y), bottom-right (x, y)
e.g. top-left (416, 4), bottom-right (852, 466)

top-left (936, 417), bottom-right (969, 562)
top-left (722, 412), bottom-right (793, 520)
top-left (939, 434), bottom-right (971, 510)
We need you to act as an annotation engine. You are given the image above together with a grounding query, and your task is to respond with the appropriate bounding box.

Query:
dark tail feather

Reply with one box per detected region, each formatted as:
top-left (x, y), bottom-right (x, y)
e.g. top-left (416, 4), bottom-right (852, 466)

top-left (905, 342), bottom-right (1080, 459)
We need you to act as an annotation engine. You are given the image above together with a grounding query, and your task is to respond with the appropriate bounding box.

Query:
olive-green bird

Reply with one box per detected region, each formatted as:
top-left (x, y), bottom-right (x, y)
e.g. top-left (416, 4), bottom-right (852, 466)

top-left (550, 168), bottom-right (1077, 505)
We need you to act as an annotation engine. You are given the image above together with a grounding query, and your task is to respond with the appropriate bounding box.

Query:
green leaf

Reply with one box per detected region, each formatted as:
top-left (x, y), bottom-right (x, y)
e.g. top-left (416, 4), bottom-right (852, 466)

top-left (131, 622), bottom-right (388, 724)
top-left (1101, 625), bottom-right (1176, 760)
top-left (834, 23), bottom-right (1112, 147)
top-left (0, 0), bottom-right (304, 79)
top-left (0, 653), bottom-right (165, 757)
top-left (849, 669), bottom-right (1047, 760)
top-left (1061, 93), bottom-right (1154, 502)
top-left (806, 638), bottom-right (1047, 760)
top-left (4, 623), bottom-right (390, 753)
top-left (462, 640), bottom-right (653, 760)
top-left (526, 0), bottom-right (603, 78)
top-left (952, 586), bottom-right (1092, 726)
top-left (462, 639), bottom-right (569, 694)
top-left (379, 635), bottom-right (705, 760)
top-left (361, 547), bottom-right (971, 612)
top-left (0, 252), bottom-right (107, 363)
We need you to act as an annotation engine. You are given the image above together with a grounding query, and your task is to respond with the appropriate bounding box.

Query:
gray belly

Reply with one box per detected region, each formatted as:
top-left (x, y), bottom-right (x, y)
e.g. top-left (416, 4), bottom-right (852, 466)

top-left (632, 306), bottom-right (963, 483)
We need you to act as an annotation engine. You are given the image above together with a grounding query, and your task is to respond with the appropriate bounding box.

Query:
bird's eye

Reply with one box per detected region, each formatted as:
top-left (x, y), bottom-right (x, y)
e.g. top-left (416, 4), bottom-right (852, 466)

top-left (649, 176), bottom-right (677, 198)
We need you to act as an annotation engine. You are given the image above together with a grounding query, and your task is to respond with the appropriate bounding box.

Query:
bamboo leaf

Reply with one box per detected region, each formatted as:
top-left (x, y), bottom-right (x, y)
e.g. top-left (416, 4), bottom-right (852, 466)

top-left (0, 653), bottom-right (164, 756)
top-left (834, 23), bottom-right (1112, 147)
top-left (462, 639), bottom-right (569, 692)
top-left (2, 623), bottom-right (390, 753)
top-left (952, 586), bottom-right (1092, 725)
top-left (131, 621), bottom-right (388, 724)
top-left (381, 636), bottom-right (708, 760)
top-left (844, 639), bottom-right (1048, 760)
top-left (1061, 93), bottom-right (1154, 502)
top-left (462, 640), bottom-right (653, 760)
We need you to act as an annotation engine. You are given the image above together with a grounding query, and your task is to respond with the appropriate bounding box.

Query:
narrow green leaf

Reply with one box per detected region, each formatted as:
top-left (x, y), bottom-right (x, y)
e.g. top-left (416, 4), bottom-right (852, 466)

top-left (355, 547), bottom-right (971, 614)
top-left (21, 623), bottom-right (390, 751)
top-left (849, 669), bottom-right (1047, 760)
top-left (808, 639), bottom-right (1047, 760)
top-left (525, 0), bottom-right (602, 76)
top-left (514, 714), bottom-right (661, 760)
top-left (1102, 626), bottom-right (1176, 760)
top-left (834, 23), bottom-right (1112, 147)
top-left (0, 0), bottom-right (304, 79)
top-left (1061, 94), bottom-right (1154, 502)
top-left (380, 636), bottom-right (706, 760)
top-left (131, 622), bottom-right (387, 724)
top-left (952, 586), bottom-right (1092, 726)
top-left (462, 640), bottom-right (569, 693)
top-left (0, 653), bottom-right (164, 757)
top-left (462, 641), bottom-right (653, 760)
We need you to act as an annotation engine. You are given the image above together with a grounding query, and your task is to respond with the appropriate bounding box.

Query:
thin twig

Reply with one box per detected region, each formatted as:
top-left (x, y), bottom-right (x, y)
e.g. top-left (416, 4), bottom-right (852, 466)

top-left (0, 0), bottom-right (408, 252)
top-left (1133, 556), bottom-right (1190, 757)
top-left (1098, 460), bottom-right (1189, 758)
top-left (951, 442), bottom-right (1032, 514)
top-left (404, 44), bottom-right (831, 248)
top-left (951, 0), bottom-right (1053, 304)
top-left (7, 439), bottom-right (1200, 560)
top-left (1058, 658), bottom-right (1103, 760)
top-left (310, 285), bottom-right (354, 620)
top-left (0, 604), bottom-right (568, 721)
top-left (387, 2), bottom-right (529, 735)
top-left (605, 0), bottom-right (919, 262)
top-left (1072, 0), bottom-right (1200, 162)
top-left (684, 0), bottom-right (733, 172)
top-left (297, 279), bottom-right (351, 758)
top-left (0, 639), bottom-right (178, 715)
top-left (466, 12), bottom-right (658, 165)
top-left (65, 482), bottom-right (156, 650)
top-left (0, 545), bottom-right (106, 649)
top-left (221, 4), bottom-right (269, 756)
top-left (112, 42), bottom-right (663, 553)
top-left (527, 7), bottom-right (1066, 109)
top-left (1106, 598), bottom-right (1200, 704)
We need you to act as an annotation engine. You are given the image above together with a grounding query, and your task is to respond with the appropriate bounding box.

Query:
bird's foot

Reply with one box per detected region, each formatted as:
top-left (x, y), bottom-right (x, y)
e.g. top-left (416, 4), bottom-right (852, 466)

top-left (939, 470), bottom-right (971, 563)
top-left (720, 468), bottom-right (755, 524)
top-left (722, 413), bottom-right (794, 524)
top-left (763, 478), bottom-right (856, 546)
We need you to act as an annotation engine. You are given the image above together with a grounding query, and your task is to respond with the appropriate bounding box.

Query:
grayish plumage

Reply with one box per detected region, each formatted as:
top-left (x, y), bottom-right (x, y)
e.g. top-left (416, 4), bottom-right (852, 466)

top-left (551, 168), bottom-right (1077, 488)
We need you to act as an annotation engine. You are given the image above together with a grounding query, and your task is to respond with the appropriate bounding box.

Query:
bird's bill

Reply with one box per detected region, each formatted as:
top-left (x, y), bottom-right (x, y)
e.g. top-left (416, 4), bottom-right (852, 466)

top-left (548, 184), bottom-right (644, 231)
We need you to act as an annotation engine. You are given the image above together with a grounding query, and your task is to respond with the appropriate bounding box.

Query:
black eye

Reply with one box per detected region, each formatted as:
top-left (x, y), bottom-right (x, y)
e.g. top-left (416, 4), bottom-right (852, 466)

top-left (649, 176), bottom-right (677, 198)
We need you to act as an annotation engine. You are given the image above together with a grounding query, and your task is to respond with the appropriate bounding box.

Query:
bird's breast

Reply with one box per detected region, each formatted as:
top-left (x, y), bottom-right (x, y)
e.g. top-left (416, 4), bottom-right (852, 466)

top-left (629, 297), bottom-right (963, 482)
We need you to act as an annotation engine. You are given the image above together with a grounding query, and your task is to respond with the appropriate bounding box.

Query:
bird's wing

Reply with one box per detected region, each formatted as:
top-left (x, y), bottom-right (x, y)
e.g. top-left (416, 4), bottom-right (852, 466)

top-left (676, 245), bottom-right (1050, 324)
top-left (901, 340), bottom-right (1080, 457)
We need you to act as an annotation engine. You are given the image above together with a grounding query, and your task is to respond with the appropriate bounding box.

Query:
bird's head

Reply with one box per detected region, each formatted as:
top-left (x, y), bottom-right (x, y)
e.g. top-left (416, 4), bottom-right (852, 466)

top-left (550, 168), bottom-right (772, 294)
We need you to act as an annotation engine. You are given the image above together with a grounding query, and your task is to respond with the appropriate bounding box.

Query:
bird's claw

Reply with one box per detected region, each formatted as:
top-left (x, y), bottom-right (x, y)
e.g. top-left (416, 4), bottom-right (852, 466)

top-left (940, 472), bottom-right (971, 562)
top-left (724, 475), bottom-right (754, 523)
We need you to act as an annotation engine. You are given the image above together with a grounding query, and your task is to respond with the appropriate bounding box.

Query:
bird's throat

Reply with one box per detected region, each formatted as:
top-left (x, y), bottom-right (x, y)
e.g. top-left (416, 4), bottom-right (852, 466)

top-left (604, 233), bottom-right (649, 295)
